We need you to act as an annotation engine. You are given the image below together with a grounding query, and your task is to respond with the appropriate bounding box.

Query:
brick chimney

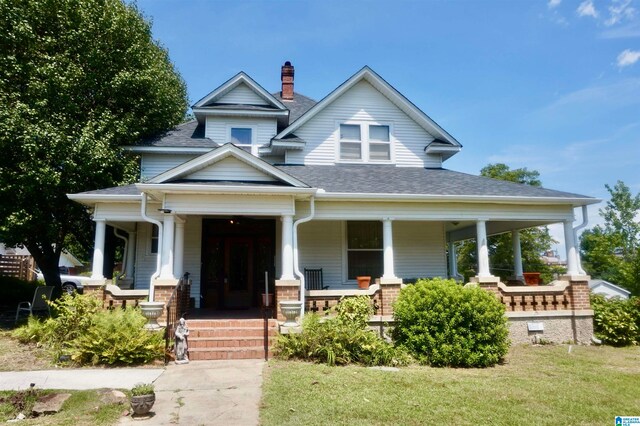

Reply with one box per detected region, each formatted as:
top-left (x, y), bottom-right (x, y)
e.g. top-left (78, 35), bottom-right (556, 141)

top-left (281, 61), bottom-right (294, 100)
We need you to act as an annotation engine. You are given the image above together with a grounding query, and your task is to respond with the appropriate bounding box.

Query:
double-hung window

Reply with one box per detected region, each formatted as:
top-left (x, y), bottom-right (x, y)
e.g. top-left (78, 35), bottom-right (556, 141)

top-left (339, 123), bottom-right (391, 162)
top-left (346, 221), bottom-right (383, 280)
top-left (230, 127), bottom-right (252, 145)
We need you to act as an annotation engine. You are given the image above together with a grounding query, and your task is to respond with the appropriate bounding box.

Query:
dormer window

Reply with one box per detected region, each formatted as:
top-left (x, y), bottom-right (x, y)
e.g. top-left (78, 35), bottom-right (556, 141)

top-left (339, 122), bottom-right (392, 162)
top-left (230, 127), bottom-right (252, 145)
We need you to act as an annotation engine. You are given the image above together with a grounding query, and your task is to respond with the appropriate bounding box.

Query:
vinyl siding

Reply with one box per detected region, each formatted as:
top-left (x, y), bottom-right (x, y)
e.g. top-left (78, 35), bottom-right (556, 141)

top-left (393, 221), bottom-right (447, 278)
top-left (183, 216), bottom-right (202, 308)
top-left (297, 220), bottom-right (447, 288)
top-left (205, 116), bottom-right (276, 148)
top-left (185, 157), bottom-right (276, 182)
top-left (141, 154), bottom-right (197, 181)
top-left (288, 80), bottom-right (441, 168)
top-left (164, 194), bottom-right (295, 216)
top-left (217, 83), bottom-right (268, 105)
top-left (134, 222), bottom-right (158, 290)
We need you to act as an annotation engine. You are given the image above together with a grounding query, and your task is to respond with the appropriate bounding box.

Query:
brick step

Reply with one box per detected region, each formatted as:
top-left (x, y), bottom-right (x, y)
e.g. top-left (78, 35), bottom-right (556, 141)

top-left (188, 347), bottom-right (273, 361)
top-left (187, 319), bottom-right (279, 328)
top-left (188, 327), bottom-right (278, 338)
top-left (188, 336), bottom-right (275, 349)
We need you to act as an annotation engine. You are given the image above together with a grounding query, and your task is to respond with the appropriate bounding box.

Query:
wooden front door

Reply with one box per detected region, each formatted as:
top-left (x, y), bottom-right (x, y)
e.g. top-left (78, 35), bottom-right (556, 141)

top-left (224, 237), bottom-right (253, 309)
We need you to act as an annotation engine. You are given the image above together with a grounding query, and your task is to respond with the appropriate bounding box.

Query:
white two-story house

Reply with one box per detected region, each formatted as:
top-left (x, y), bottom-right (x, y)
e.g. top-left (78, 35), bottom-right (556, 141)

top-left (69, 62), bottom-right (597, 342)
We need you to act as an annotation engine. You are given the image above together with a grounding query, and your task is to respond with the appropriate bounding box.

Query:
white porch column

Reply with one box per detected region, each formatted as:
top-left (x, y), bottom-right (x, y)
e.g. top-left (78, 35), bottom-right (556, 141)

top-left (476, 220), bottom-right (491, 277)
top-left (125, 231), bottom-right (136, 278)
top-left (160, 213), bottom-right (175, 279)
top-left (512, 230), bottom-right (524, 278)
top-left (280, 214), bottom-right (295, 280)
top-left (382, 218), bottom-right (396, 279)
top-left (564, 219), bottom-right (579, 275)
top-left (91, 219), bottom-right (106, 279)
top-left (174, 219), bottom-right (185, 278)
top-left (448, 241), bottom-right (458, 278)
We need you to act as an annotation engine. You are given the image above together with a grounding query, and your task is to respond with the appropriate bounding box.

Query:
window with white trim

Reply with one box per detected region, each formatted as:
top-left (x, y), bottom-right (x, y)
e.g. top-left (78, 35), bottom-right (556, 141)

top-left (339, 123), bottom-right (391, 162)
top-left (150, 224), bottom-right (159, 254)
top-left (347, 221), bottom-right (383, 280)
top-left (230, 127), bottom-right (252, 145)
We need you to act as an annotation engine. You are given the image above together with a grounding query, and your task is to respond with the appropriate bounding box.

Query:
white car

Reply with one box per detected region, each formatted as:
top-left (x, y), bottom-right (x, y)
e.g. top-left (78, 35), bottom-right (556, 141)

top-left (36, 269), bottom-right (89, 295)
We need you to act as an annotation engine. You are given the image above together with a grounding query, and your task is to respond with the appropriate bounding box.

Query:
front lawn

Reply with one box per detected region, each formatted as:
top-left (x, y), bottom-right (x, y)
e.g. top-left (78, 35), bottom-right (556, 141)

top-left (262, 344), bottom-right (640, 426)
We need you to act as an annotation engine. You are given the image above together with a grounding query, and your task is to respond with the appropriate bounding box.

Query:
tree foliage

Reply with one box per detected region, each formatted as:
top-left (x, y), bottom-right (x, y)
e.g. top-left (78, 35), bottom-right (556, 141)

top-left (456, 163), bottom-right (557, 282)
top-left (0, 0), bottom-right (188, 286)
top-left (580, 181), bottom-right (640, 295)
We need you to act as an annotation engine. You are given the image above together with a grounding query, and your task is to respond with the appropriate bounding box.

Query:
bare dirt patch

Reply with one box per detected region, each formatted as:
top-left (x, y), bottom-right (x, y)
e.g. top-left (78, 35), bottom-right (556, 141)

top-left (0, 331), bottom-right (53, 371)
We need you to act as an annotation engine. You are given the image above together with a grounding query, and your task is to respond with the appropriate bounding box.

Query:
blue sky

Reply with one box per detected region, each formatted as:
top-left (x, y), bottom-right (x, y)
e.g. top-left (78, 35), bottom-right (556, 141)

top-left (136, 0), bottom-right (640, 254)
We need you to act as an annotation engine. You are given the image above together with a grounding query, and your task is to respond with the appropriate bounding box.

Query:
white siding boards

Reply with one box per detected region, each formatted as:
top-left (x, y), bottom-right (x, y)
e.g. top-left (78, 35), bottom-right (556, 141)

top-left (185, 157), bottom-right (276, 182)
top-left (288, 80), bottom-right (441, 167)
top-left (141, 154), bottom-right (198, 181)
top-left (216, 83), bottom-right (269, 105)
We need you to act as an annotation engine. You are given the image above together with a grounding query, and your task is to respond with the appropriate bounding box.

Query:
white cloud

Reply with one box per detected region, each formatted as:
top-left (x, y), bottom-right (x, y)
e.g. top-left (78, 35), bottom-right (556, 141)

top-left (599, 21), bottom-right (640, 38)
top-left (605, 0), bottom-right (636, 26)
top-left (577, 0), bottom-right (599, 17)
top-left (548, 0), bottom-right (562, 9)
top-left (617, 48), bottom-right (640, 66)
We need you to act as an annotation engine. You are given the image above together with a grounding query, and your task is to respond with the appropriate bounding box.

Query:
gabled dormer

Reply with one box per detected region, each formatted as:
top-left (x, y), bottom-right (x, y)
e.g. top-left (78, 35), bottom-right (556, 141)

top-left (192, 72), bottom-right (290, 155)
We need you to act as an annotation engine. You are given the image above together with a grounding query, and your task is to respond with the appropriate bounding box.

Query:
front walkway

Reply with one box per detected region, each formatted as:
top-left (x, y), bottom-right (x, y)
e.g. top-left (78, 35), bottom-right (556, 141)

top-left (119, 359), bottom-right (264, 426)
top-left (0, 360), bottom-right (264, 426)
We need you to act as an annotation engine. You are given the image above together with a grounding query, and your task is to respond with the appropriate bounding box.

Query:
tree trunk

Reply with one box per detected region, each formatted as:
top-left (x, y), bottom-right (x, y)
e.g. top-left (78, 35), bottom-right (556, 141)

top-left (26, 242), bottom-right (62, 289)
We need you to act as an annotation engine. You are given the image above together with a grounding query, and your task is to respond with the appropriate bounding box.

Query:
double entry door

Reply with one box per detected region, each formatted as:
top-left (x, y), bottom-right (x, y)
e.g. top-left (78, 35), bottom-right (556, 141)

top-left (201, 219), bottom-right (274, 310)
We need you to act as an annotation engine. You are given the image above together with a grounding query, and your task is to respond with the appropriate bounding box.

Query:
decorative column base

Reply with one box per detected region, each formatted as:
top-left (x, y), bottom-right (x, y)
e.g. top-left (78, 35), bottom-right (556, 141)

top-left (379, 278), bottom-right (402, 316)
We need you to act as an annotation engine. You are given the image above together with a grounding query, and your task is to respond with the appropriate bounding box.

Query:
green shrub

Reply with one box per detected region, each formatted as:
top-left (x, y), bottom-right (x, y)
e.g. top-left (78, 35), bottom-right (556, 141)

top-left (334, 296), bottom-right (373, 329)
top-left (392, 278), bottom-right (509, 367)
top-left (275, 297), bottom-right (409, 366)
top-left (13, 293), bottom-right (163, 365)
top-left (591, 294), bottom-right (639, 346)
top-left (0, 276), bottom-right (43, 307)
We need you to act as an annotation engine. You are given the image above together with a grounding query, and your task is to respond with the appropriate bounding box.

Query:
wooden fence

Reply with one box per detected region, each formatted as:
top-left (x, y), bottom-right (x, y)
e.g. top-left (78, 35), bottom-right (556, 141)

top-left (0, 255), bottom-right (36, 281)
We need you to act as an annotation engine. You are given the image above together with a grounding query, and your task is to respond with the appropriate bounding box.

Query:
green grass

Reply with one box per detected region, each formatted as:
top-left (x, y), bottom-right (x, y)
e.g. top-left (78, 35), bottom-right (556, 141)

top-left (0, 389), bottom-right (125, 425)
top-left (261, 344), bottom-right (640, 426)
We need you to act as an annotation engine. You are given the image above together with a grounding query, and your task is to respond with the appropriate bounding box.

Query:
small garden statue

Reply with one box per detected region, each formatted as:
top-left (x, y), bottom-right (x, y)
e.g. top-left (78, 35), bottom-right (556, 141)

top-left (175, 317), bottom-right (189, 364)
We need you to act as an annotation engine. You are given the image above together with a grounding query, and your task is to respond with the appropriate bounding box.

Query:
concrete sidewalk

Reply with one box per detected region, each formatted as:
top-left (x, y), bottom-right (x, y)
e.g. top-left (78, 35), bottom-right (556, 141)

top-left (0, 360), bottom-right (265, 426)
top-left (119, 360), bottom-right (264, 425)
top-left (0, 368), bottom-right (164, 391)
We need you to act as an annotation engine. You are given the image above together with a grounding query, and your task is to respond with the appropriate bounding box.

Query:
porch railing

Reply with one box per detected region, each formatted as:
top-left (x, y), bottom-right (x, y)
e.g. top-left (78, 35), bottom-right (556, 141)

top-left (164, 272), bottom-right (191, 364)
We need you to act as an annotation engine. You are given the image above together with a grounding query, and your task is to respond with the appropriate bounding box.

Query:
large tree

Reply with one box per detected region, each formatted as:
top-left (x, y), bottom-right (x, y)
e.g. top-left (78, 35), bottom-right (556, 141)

top-left (456, 164), bottom-right (556, 282)
top-left (0, 0), bottom-right (188, 287)
top-left (580, 181), bottom-right (640, 295)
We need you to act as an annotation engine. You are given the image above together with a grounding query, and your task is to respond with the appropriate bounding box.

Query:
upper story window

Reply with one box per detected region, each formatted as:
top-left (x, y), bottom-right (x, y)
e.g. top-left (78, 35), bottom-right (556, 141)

top-left (230, 127), bottom-right (252, 145)
top-left (339, 123), bottom-right (391, 162)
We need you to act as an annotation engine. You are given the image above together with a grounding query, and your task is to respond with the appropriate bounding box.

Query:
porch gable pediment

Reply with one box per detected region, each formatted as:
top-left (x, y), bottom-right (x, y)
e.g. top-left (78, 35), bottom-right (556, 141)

top-left (147, 143), bottom-right (309, 187)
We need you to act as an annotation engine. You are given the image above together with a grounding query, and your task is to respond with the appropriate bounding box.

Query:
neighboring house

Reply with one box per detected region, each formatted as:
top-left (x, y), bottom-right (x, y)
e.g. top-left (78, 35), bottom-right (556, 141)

top-left (0, 243), bottom-right (84, 277)
top-left (540, 250), bottom-right (567, 267)
top-left (68, 62), bottom-right (598, 345)
top-left (589, 279), bottom-right (631, 300)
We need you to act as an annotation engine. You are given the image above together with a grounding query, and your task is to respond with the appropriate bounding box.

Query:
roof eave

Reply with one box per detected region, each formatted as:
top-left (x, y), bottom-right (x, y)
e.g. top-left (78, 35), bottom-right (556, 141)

top-left (136, 183), bottom-right (317, 197)
top-left (67, 193), bottom-right (142, 206)
top-left (125, 146), bottom-right (216, 154)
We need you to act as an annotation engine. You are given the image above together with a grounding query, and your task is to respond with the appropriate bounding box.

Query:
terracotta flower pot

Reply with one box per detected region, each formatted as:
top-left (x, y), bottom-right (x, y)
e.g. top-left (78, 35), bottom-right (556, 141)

top-left (523, 272), bottom-right (541, 286)
top-left (356, 276), bottom-right (371, 289)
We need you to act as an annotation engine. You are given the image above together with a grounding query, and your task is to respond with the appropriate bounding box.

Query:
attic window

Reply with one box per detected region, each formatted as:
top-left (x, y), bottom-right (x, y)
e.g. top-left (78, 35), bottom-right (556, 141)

top-left (230, 127), bottom-right (252, 145)
top-left (339, 123), bottom-right (392, 162)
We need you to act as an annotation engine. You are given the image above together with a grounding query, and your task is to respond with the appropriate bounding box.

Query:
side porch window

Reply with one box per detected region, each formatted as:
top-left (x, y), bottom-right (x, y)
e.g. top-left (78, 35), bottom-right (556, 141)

top-left (150, 224), bottom-right (159, 254)
top-left (347, 221), bottom-right (383, 279)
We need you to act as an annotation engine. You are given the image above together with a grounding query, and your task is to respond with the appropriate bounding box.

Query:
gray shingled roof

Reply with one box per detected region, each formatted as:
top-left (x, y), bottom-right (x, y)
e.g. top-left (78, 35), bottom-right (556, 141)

top-left (137, 121), bottom-right (217, 148)
top-left (274, 164), bottom-right (594, 199)
top-left (272, 92), bottom-right (317, 123)
top-left (76, 165), bottom-right (594, 202)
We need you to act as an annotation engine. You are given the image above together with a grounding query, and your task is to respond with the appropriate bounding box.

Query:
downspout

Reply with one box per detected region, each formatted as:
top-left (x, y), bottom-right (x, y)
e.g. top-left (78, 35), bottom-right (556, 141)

top-left (112, 227), bottom-right (128, 280)
top-left (292, 196), bottom-right (315, 319)
top-left (140, 192), bottom-right (163, 301)
top-left (573, 205), bottom-right (589, 275)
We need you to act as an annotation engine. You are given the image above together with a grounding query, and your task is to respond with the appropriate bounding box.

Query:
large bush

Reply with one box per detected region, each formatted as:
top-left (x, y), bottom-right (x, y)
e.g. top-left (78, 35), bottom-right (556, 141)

top-left (591, 294), bottom-right (639, 346)
top-left (393, 278), bottom-right (509, 367)
top-left (13, 293), bottom-right (163, 365)
top-left (0, 276), bottom-right (43, 307)
top-left (275, 296), bottom-right (409, 366)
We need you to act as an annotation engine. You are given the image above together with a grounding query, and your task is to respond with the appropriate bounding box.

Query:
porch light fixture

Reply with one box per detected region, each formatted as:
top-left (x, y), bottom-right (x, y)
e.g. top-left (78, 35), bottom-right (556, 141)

top-left (451, 221), bottom-right (460, 226)
top-left (158, 208), bottom-right (172, 214)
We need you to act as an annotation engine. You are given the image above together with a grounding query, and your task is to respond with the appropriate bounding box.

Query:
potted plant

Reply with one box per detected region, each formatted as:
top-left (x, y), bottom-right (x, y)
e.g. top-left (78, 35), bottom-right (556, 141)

top-left (523, 272), bottom-right (541, 286)
top-left (356, 276), bottom-right (371, 289)
top-left (130, 383), bottom-right (155, 417)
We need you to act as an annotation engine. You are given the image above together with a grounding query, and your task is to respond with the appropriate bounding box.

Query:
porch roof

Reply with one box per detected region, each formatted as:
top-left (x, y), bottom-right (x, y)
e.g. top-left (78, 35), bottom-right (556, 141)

top-left (275, 165), bottom-right (599, 206)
